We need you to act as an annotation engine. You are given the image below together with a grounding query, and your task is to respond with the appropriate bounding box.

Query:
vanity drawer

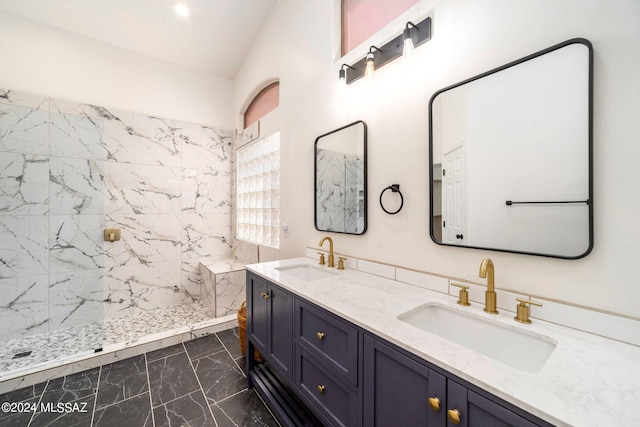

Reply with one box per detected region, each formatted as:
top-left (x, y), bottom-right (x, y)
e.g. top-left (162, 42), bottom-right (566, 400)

top-left (295, 344), bottom-right (360, 427)
top-left (295, 299), bottom-right (358, 386)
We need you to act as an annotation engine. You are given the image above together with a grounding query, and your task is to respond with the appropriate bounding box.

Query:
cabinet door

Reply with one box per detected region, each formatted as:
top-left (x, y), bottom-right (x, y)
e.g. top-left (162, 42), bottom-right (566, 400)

top-left (447, 380), bottom-right (537, 427)
top-left (268, 283), bottom-right (294, 380)
top-left (248, 273), bottom-right (269, 354)
top-left (363, 335), bottom-right (446, 426)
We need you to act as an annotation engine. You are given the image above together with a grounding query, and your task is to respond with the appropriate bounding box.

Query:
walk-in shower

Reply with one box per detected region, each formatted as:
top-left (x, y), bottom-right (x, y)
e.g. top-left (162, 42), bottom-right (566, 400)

top-left (0, 88), bottom-right (238, 385)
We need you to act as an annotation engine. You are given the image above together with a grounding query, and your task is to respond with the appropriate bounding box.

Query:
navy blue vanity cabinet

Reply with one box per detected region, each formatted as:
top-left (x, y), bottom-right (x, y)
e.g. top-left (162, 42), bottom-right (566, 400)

top-left (247, 272), bottom-right (294, 381)
top-left (363, 334), bottom-right (554, 427)
top-left (293, 299), bottom-right (361, 427)
top-left (363, 335), bottom-right (447, 426)
top-left (446, 380), bottom-right (538, 427)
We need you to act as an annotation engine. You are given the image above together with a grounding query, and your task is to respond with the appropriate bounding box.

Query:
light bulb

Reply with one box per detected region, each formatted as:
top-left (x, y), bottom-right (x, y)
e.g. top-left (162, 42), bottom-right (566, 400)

top-left (403, 26), bottom-right (415, 59)
top-left (403, 37), bottom-right (415, 59)
top-left (364, 52), bottom-right (375, 79)
top-left (339, 68), bottom-right (347, 83)
top-left (175, 2), bottom-right (190, 17)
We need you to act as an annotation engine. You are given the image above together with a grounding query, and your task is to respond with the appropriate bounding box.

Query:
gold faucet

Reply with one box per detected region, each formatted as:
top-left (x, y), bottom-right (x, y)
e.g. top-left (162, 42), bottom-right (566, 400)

top-left (479, 258), bottom-right (499, 314)
top-left (319, 236), bottom-right (335, 267)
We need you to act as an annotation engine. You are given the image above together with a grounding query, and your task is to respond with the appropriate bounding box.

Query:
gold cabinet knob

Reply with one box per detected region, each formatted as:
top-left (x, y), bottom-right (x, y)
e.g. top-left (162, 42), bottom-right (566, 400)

top-left (316, 332), bottom-right (325, 341)
top-left (261, 292), bottom-right (271, 300)
top-left (447, 409), bottom-right (461, 425)
top-left (428, 397), bottom-right (440, 411)
top-left (317, 385), bottom-right (325, 393)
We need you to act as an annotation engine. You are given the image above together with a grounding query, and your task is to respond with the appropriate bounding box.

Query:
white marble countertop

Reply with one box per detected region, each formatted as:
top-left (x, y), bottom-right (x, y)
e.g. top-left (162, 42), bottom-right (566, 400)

top-left (246, 257), bottom-right (640, 427)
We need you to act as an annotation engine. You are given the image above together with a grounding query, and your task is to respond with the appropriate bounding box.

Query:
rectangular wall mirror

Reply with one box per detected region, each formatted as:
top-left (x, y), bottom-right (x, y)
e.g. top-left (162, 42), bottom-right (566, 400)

top-left (315, 120), bottom-right (367, 235)
top-left (429, 39), bottom-right (593, 259)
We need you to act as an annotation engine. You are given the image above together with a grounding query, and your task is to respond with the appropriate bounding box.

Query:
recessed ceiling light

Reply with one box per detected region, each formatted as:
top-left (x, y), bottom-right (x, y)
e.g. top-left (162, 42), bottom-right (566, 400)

top-left (175, 2), bottom-right (190, 17)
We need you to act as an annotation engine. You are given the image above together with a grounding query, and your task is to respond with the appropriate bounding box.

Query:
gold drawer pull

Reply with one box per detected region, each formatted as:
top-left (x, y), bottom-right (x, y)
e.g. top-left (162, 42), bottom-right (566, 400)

top-left (317, 385), bottom-right (325, 393)
top-left (260, 292), bottom-right (271, 300)
top-left (447, 409), bottom-right (461, 425)
top-left (428, 397), bottom-right (440, 411)
top-left (316, 332), bottom-right (325, 340)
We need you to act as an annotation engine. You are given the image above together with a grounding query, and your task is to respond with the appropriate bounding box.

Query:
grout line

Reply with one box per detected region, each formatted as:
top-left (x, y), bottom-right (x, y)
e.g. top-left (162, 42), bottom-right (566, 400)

top-left (144, 353), bottom-right (156, 427)
top-left (213, 403), bottom-right (240, 427)
top-left (182, 341), bottom-right (219, 427)
top-left (213, 388), bottom-right (248, 405)
top-left (217, 331), bottom-right (246, 379)
top-left (89, 366), bottom-right (102, 426)
top-left (26, 379), bottom-right (49, 427)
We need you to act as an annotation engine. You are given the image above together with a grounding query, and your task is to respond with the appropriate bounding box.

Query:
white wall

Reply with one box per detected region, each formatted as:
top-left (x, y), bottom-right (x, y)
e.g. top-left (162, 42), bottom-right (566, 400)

top-left (0, 11), bottom-right (233, 129)
top-left (234, 0), bottom-right (640, 319)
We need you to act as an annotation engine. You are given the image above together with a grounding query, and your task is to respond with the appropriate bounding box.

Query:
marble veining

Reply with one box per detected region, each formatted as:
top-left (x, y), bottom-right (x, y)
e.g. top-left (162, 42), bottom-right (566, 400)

top-left (200, 257), bottom-right (246, 318)
top-left (247, 257), bottom-right (640, 427)
top-left (0, 152), bottom-right (49, 215)
top-left (0, 87), bottom-right (235, 364)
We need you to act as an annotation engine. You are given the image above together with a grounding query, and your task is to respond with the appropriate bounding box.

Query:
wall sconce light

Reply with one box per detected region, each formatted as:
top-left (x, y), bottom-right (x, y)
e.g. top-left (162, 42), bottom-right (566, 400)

top-left (403, 22), bottom-right (418, 59)
top-left (365, 46), bottom-right (382, 79)
top-left (339, 15), bottom-right (432, 85)
top-left (338, 64), bottom-right (355, 83)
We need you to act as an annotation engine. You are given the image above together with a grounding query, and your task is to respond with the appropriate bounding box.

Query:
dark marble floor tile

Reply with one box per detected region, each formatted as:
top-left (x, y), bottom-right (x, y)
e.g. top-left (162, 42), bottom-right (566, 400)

top-left (147, 351), bottom-right (200, 407)
top-left (29, 393), bottom-right (94, 427)
top-left (145, 343), bottom-right (184, 363)
top-left (193, 350), bottom-right (246, 404)
top-left (153, 390), bottom-right (216, 427)
top-left (216, 328), bottom-right (243, 359)
top-left (0, 396), bottom-right (37, 427)
top-left (93, 392), bottom-right (152, 427)
top-left (0, 381), bottom-right (46, 404)
top-left (184, 334), bottom-right (223, 361)
top-left (213, 389), bottom-right (280, 427)
top-left (40, 368), bottom-right (99, 405)
top-left (96, 354), bottom-right (148, 409)
top-left (235, 355), bottom-right (247, 376)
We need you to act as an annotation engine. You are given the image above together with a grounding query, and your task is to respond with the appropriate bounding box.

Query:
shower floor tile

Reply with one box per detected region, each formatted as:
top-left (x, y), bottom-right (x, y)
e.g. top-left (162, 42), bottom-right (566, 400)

top-left (0, 328), bottom-right (280, 427)
top-left (0, 302), bottom-right (214, 376)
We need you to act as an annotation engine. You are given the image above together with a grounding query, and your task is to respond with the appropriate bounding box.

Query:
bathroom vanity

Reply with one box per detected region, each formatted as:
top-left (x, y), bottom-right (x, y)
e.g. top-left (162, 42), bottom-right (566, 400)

top-left (244, 257), bottom-right (640, 426)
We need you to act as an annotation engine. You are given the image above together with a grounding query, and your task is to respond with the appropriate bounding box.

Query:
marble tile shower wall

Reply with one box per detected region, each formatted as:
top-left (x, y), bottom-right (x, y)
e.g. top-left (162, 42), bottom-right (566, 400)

top-left (0, 88), bottom-right (233, 343)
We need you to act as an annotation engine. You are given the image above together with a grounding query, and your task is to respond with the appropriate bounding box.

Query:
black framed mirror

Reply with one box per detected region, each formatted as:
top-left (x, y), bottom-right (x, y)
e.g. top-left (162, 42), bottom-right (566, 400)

top-left (315, 121), bottom-right (367, 235)
top-left (429, 39), bottom-right (593, 259)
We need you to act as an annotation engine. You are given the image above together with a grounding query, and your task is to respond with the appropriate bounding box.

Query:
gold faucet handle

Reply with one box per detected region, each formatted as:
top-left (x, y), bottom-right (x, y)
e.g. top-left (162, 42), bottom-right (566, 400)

top-left (317, 252), bottom-right (326, 265)
top-left (337, 257), bottom-right (347, 270)
top-left (450, 283), bottom-right (471, 306)
top-left (514, 298), bottom-right (542, 324)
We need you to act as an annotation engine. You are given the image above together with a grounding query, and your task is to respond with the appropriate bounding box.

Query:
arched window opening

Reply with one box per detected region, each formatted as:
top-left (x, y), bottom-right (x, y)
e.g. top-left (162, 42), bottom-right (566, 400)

top-left (244, 82), bottom-right (279, 129)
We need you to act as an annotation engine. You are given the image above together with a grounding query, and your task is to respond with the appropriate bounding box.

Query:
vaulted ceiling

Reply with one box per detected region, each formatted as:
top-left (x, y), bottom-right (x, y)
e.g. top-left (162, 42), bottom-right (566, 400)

top-left (0, 0), bottom-right (277, 79)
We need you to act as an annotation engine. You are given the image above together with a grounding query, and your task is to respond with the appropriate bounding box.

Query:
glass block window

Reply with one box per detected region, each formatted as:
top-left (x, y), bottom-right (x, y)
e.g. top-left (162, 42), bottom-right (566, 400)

top-left (237, 132), bottom-right (280, 248)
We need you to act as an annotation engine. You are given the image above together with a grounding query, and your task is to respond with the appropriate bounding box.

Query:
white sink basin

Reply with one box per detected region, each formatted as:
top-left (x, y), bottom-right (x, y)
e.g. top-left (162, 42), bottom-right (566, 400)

top-left (398, 303), bottom-right (556, 373)
top-left (275, 264), bottom-right (339, 281)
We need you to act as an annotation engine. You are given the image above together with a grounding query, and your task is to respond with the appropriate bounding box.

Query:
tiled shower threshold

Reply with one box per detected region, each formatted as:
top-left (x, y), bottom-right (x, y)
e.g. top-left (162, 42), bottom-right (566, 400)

top-left (0, 302), bottom-right (236, 394)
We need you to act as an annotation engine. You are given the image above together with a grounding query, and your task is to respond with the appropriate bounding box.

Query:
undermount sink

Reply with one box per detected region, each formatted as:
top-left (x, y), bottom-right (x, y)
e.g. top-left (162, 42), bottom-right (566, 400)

top-left (398, 303), bottom-right (556, 373)
top-left (275, 264), bottom-right (338, 281)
